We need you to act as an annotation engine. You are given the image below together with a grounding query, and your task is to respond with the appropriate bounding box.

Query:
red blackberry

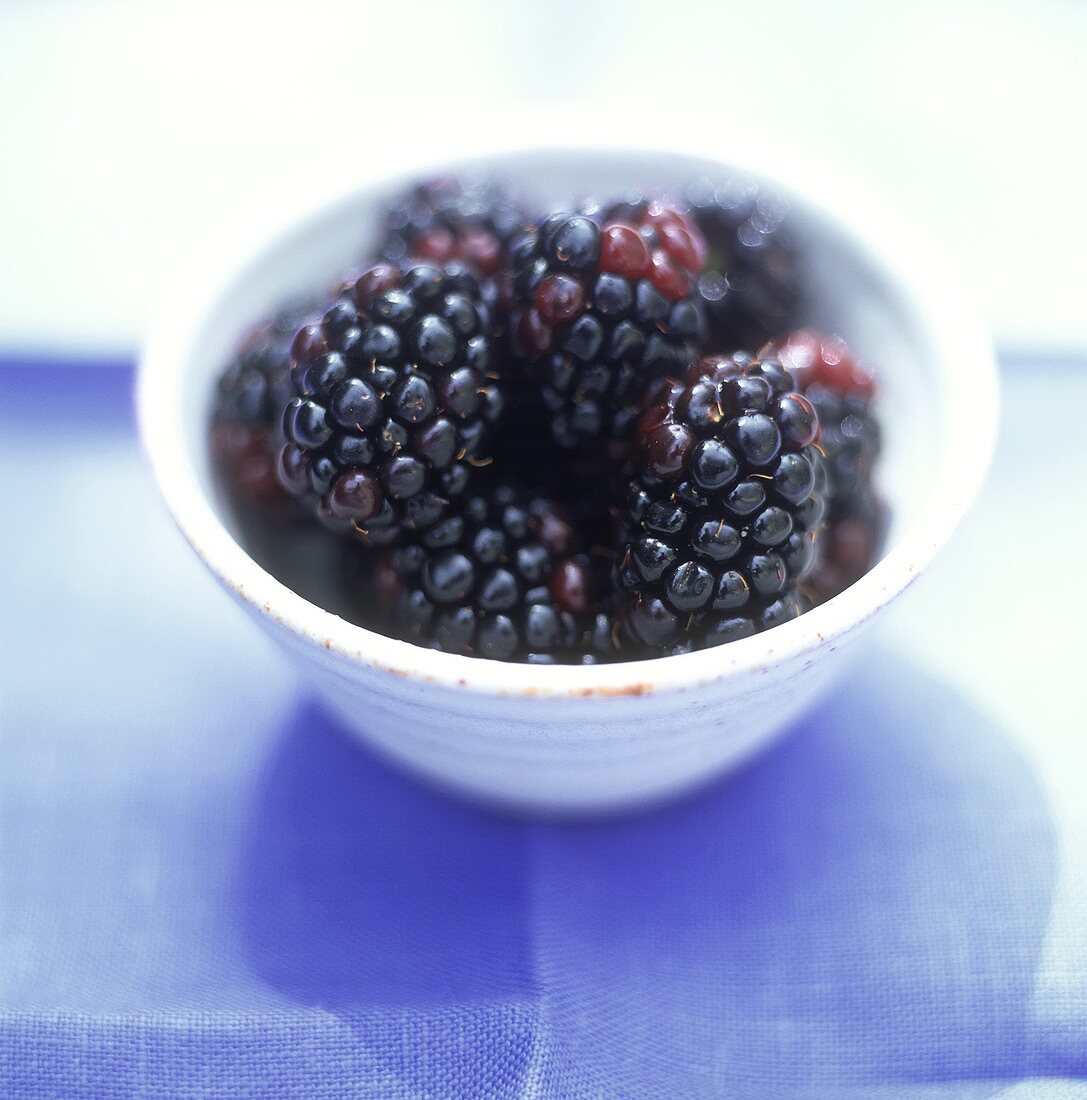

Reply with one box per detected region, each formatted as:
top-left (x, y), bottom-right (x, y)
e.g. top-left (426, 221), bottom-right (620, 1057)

top-left (614, 351), bottom-right (828, 653)
top-left (681, 175), bottom-right (802, 350)
top-left (380, 177), bottom-right (527, 277)
top-left (277, 260), bottom-right (503, 546)
top-left (772, 329), bottom-right (884, 600)
top-left (212, 301), bottom-right (312, 503)
top-left (504, 202), bottom-right (708, 455)
top-left (377, 483), bottom-right (595, 662)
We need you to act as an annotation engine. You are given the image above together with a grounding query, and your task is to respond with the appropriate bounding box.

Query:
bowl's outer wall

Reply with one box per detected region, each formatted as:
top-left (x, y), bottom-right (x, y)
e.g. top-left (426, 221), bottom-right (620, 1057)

top-left (142, 143), bottom-right (996, 814)
top-left (246, 594), bottom-right (870, 813)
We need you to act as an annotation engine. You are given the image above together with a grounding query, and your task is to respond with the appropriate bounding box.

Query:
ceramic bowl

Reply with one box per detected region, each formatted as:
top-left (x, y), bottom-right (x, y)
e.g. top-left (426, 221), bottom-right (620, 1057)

top-left (137, 130), bottom-right (998, 815)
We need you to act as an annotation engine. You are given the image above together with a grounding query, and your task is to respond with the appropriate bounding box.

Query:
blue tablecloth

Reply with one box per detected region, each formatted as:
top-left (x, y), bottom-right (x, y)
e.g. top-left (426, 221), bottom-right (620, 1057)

top-left (1, 358), bottom-right (1085, 1098)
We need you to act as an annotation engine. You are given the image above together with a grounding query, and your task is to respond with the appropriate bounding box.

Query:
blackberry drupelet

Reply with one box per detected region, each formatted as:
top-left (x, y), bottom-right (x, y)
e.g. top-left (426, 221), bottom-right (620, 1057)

top-left (615, 351), bottom-right (828, 654)
top-left (504, 201), bottom-right (708, 455)
top-left (212, 301), bottom-right (311, 503)
top-left (772, 329), bottom-right (884, 600)
top-left (377, 483), bottom-right (595, 662)
top-left (380, 177), bottom-right (527, 277)
top-left (681, 175), bottom-right (802, 350)
top-left (277, 260), bottom-right (503, 545)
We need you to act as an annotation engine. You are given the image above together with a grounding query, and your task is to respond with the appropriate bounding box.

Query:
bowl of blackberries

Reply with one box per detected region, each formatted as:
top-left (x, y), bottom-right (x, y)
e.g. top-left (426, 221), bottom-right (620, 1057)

top-left (139, 142), bottom-right (997, 814)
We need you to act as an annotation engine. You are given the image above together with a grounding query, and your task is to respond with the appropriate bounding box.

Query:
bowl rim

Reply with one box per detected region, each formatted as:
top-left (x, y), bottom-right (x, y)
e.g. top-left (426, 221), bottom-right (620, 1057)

top-left (137, 120), bottom-right (999, 699)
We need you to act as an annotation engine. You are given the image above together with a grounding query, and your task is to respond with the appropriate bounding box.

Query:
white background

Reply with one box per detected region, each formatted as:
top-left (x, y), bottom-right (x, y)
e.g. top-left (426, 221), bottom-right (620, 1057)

top-left (0, 0), bottom-right (1083, 355)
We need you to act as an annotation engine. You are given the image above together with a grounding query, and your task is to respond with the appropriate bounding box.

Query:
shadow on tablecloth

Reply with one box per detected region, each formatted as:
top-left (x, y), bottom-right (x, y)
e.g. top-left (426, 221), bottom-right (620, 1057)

top-left (240, 646), bottom-right (1059, 1097)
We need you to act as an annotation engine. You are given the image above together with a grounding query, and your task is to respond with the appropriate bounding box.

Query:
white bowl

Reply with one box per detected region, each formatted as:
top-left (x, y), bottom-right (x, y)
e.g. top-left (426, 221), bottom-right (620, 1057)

top-left (138, 130), bottom-right (998, 816)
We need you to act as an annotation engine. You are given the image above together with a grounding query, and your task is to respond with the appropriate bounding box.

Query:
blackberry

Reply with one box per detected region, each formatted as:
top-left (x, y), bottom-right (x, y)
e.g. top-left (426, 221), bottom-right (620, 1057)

top-left (211, 301), bottom-right (312, 503)
top-left (772, 329), bottom-right (884, 601)
top-left (504, 201), bottom-right (708, 456)
top-left (380, 177), bottom-right (527, 277)
top-left (277, 259), bottom-right (503, 545)
top-left (377, 484), bottom-right (594, 662)
top-left (614, 351), bottom-right (828, 654)
top-left (681, 175), bottom-right (802, 350)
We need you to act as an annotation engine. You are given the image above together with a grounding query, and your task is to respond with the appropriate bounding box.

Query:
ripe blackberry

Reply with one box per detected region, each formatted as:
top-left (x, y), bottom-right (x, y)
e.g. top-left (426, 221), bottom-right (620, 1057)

top-left (681, 175), bottom-right (802, 349)
top-left (380, 177), bottom-right (527, 277)
top-left (377, 484), bottom-right (594, 662)
top-left (504, 201), bottom-right (708, 455)
top-left (772, 329), bottom-right (884, 601)
top-left (277, 260), bottom-right (503, 545)
top-left (615, 351), bottom-right (828, 653)
top-left (211, 301), bottom-right (311, 503)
